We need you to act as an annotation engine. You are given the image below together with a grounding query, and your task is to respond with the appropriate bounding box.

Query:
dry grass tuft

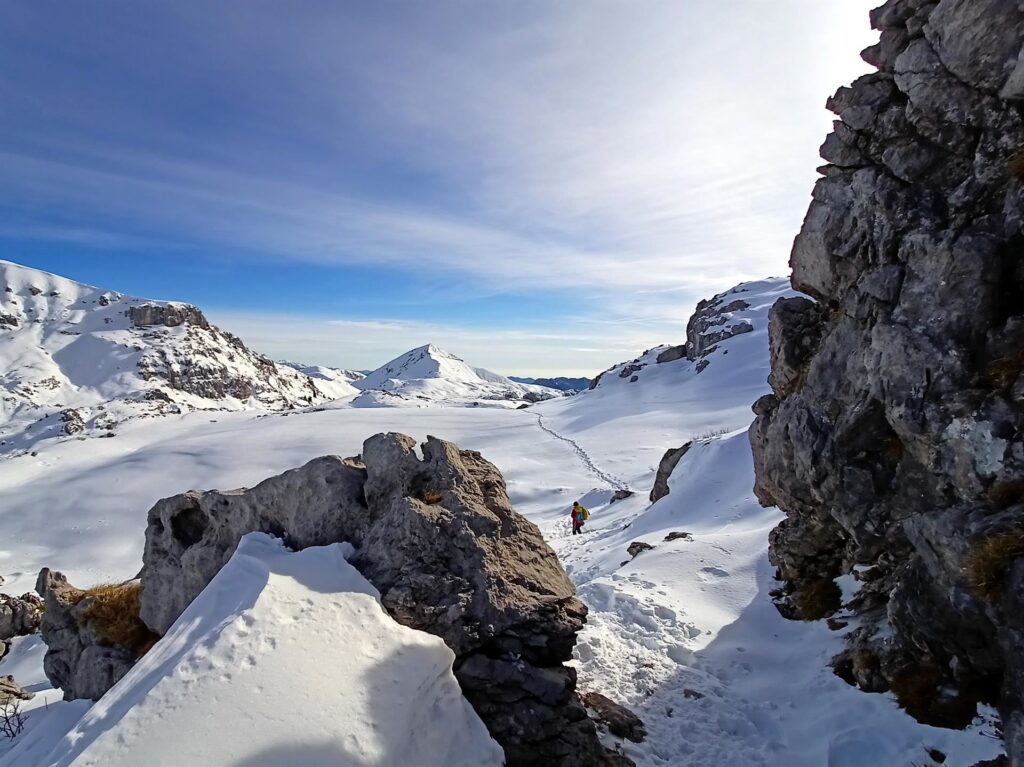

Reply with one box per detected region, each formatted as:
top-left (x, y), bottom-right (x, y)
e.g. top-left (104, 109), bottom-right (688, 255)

top-left (986, 352), bottom-right (1024, 390)
top-left (988, 480), bottom-right (1024, 509)
top-left (1010, 147), bottom-right (1024, 181)
top-left (890, 662), bottom-right (977, 729)
top-left (966, 532), bottom-right (1024, 602)
top-left (792, 578), bottom-right (842, 621)
top-left (414, 488), bottom-right (445, 505)
top-left (74, 582), bottom-right (159, 657)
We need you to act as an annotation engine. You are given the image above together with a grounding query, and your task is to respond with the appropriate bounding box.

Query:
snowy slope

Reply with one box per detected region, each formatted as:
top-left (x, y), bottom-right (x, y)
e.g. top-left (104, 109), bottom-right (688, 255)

top-left (0, 276), bottom-right (1004, 766)
top-left (353, 344), bottom-right (560, 407)
top-left (0, 260), bottom-right (330, 454)
top-left (279, 361), bottom-right (362, 399)
top-left (4, 534), bottom-right (502, 767)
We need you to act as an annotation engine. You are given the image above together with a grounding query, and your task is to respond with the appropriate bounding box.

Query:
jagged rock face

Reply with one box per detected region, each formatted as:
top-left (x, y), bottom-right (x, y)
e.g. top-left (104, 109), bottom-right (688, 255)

top-left (0, 592), bottom-right (42, 640)
top-left (128, 302), bottom-right (210, 329)
top-left (750, 0), bottom-right (1024, 759)
top-left (130, 434), bottom-right (617, 766)
top-left (685, 292), bottom-right (752, 361)
top-left (649, 443), bottom-right (692, 503)
top-left (35, 570), bottom-right (138, 702)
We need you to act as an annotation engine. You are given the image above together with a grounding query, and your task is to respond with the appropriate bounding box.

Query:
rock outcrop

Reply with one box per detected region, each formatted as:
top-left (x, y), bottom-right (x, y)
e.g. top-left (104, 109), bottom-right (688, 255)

top-left (35, 570), bottom-right (140, 702)
top-left (47, 433), bottom-right (623, 766)
top-left (650, 442), bottom-right (692, 502)
top-left (0, 675), bottom-right (33, 703)
top-left (0, 591), bottom-right (43, 660)
top-left (128, 302), bottom-right (210, 329)
top-left (685, 290), bottom-right (752, 361)
top-left (750, 1), bottom-right (1024, 761)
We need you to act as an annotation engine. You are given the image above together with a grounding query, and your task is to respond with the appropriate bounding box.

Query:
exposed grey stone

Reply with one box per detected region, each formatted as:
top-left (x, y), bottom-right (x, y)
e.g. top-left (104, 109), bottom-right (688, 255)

top-left (581, 691), bottom-right (646, 743)
top-left (0, 676), bottom-right (33, 703)
top-left (650, 443), bottom-right (692, 503)
top-left (128, 303), bottom-right (210, 329)
top-left (656, 345), bottom-right (686, 364)
top-left (60, 408), bottom-right (85, 436)
top-left (685, 293), bottom-right (752, 360)
top-left (127, 433), bottom-right (623, 766)
top-left (751, 0), bottom-right (1024, 758)
top-left (626, 542), bottom-right (654, 559)
top-left (35, 570), bottom-right (138, 702)
top-left (0, 592), bottom-right (43, 640)
top-left (663, 531), bottom-right (693, 542)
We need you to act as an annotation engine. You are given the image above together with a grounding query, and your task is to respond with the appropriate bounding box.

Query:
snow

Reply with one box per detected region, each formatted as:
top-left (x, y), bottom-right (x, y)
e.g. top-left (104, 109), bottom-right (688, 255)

top-left (353, 343), bottom-right (560, 407)
top-left (0, 260), bottom-right (333, 457)
top-left (278, 361), bottom-right (362, 400)
top-left (3, 534), bottom-right (502, 767)
top-left (0, 273), bottom-right (1006, 765)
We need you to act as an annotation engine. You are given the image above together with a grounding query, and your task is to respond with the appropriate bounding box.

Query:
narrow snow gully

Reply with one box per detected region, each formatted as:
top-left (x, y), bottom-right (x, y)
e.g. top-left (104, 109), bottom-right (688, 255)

top-left (534, 413), bottom-right (629, 492)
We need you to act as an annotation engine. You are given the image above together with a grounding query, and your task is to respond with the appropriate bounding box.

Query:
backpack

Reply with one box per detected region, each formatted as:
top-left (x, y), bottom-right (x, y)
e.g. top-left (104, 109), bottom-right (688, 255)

top-left (580, 507), bottom-right (590, 520)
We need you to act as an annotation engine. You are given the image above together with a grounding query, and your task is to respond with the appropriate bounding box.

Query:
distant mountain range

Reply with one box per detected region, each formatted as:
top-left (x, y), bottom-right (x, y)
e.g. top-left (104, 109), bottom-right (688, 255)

top-left (0, 260), bottom-right (565, 453)
top-left (349, 344), bottom-right (561, 408)
top-left (508, 376), bottom-right (591, 392)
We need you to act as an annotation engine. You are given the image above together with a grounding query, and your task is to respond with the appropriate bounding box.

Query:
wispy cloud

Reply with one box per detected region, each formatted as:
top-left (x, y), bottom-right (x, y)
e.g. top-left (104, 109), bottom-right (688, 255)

top-left (0, 1), bottom-right (878, 369)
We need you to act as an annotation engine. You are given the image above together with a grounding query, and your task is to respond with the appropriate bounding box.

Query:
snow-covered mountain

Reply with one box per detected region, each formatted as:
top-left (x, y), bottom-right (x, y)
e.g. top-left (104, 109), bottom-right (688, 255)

top-left (0, 260), bottom-right (332, 451)
top-left (589, 278), bottom-right (792, 393)
top-left (352, 344), bottom-right (561, 408)
top-left (278, 361), bottom-right (363, 399)
top-left (0, 275), bottom-right (1004, 766)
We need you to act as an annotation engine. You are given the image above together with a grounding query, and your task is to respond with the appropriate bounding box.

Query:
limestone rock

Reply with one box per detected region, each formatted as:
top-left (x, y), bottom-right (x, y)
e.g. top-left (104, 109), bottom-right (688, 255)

top-left (139, 455), bottom-right (369, 634)
top-left (60, 408), bottom-right (85, 435)
top-left (626, 541), bottom-right (654, 559)
top-left (0, 592), bottom-right (43, 640)
top-left (656, 344), bottom-right (686, 364)
top-left (650, 442), bottom-right (692, 502)
top-left (132, 433), bottom-right (623, 766)
top-left (128, 302), bottom-right (210, 329)
top-left (750, 0), bottom-right (1024, 759)
top-left (581, 691), bottom-right (647, 743)
top-left (685, 292), bottom-right (752, 360)
top-left (0, 676), bottom-right (33, 703)
top-left (35, 569), bottom-right (137, 702)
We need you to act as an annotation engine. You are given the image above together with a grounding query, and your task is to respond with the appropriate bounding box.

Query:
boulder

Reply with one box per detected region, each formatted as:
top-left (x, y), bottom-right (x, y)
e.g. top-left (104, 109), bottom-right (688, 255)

top-left (750, 0), bottom-right (1024, 758)
top-left (61, 408), bottom-right (85, 435)
top-left (581, 691), bottom-right (647, 743)
top-left (0, 676), bottom-right (33, 703)
top-left (69, 433), bottom-right (624, 766)
top-left (685, 294), bottom-right (752, 360)
top-left (35, 570), bottom-right (139, 702)
top-left (626, 542), bottom-right (654, 559)
top-left (649, 442), bottom-right (692, 502)
top-left (656, 345), bottom-right (686, 364)
top-left (0, 592), bottom-right (43, 640)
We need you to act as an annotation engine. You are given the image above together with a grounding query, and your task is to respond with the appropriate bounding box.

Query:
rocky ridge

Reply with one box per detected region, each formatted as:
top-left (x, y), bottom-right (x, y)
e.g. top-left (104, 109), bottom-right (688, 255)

top-left (750, 1), bottom-right (1024, 761)
top-left (37, 433), bottom-right (628, 766)
top-left (0, 260), bottom-right (334, 453)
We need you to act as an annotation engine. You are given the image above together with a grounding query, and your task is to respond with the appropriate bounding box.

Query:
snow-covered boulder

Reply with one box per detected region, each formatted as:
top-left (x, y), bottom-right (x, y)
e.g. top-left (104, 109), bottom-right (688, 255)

top-left (40, 433), bottom-right (620, 765)
top-left (23, 534), bottom-right (505, 767)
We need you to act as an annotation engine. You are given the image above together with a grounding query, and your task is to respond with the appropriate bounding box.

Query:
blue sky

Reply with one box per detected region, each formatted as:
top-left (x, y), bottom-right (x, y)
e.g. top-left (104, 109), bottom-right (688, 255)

top-left (1, 1), bottom-right (876, 376)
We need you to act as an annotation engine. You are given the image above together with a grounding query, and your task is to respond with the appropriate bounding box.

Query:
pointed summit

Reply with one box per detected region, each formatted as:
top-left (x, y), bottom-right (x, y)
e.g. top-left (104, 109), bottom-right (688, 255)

top-left (354, 344), bottom-right (558, 408)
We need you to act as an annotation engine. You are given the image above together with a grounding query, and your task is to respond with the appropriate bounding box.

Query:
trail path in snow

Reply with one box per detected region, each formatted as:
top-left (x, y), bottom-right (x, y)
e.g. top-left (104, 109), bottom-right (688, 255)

top-left (533, 413), bottom-right (630, 492)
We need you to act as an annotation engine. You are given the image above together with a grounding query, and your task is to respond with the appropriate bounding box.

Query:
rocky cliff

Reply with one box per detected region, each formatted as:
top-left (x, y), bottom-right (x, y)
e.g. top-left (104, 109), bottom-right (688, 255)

top-left (0, 260), bottom-right (332, 453)
top-left (750, 0), bottom-right (1024, 762)
top-left (38, 433), bottom-right (629, 767)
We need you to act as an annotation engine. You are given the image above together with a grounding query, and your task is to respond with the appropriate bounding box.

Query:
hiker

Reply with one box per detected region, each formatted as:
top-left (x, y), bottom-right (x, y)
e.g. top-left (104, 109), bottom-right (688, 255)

top-left (571, 501), bottom-right (590, 535)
